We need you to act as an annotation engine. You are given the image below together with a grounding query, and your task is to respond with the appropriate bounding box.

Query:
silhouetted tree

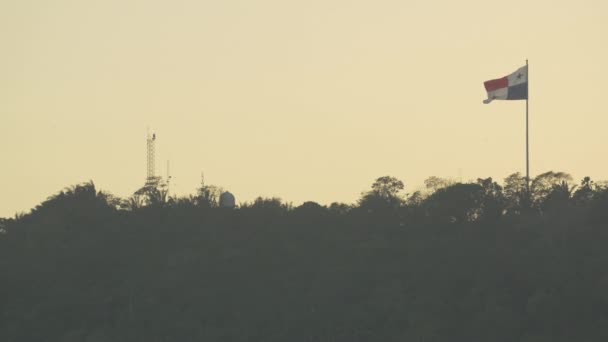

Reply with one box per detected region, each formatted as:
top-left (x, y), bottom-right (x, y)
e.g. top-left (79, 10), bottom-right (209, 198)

top-left (541, 180), bottom-right (576, 214)
top-left (573, 176), bottom-right (596, 205)
top-left (359, 176), bottom-right (404, 211)
top-left (242, 197), bottom-right (290, 217)
top-left (371, 176), bottom-right (405, 198)
top-left (476, 177), bottom-right (506, 221)
top-left (196, 182), bottom-right (222, 208)
top-left (328, 202), bottom-right (352, 216)
top-left (292, 201), bottom-right (328, 221)
top-left (503, 172), bottom-right (528, 215)
top-left (531, 171), bottom-right (573, 209)
top-left (172, 195), bottom-right (198, 208)
top-left (121, 194), bottom-right (144, 211)
top-left (425, 183), bottom-right (484, 223)
top-left (424, 176), bottom-right (454, 194)
top-left (405, 190), bottom-right (424, 206)
top-left (294, 201), bottom-right (325, 213)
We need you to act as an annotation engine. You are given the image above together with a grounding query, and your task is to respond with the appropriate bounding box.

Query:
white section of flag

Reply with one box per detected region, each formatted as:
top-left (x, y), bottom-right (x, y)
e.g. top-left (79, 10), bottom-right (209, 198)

top-left (507, 65), bottom-right (528, 87)
top-left (483, 88), bottom-right (508, 104)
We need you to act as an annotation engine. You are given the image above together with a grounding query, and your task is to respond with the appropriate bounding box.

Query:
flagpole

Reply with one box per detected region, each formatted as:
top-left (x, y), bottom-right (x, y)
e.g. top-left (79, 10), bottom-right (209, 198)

top-left (526, 59), bottom-right (530, 197)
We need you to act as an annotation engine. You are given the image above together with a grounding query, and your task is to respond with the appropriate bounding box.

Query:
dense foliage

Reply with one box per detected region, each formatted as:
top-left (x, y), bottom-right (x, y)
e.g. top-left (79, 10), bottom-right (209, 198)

top-left (1, 172), bottom-right (608, 342)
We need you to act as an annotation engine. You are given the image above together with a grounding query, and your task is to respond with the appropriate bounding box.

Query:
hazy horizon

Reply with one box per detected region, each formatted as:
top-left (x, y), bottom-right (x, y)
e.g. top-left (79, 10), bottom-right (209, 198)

top-left (2, 0), bottom-right (607, 217)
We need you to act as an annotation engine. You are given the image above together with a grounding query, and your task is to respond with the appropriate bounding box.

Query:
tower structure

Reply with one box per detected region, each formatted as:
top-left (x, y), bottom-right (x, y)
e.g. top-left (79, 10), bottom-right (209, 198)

top-left (134, 129), bottom-right (170, 206)
top-left (145, 131), bottom-right (160, 187)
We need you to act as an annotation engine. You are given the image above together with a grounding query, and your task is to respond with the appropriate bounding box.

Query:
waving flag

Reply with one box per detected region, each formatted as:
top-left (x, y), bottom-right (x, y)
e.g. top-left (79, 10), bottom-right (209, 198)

top-left (483, 65), bottom-right (528, 104)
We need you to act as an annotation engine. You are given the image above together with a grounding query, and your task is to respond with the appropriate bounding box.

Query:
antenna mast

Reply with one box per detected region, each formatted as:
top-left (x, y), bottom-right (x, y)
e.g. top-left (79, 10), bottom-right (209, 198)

top-left (146, 130), bottom-right (159, 186)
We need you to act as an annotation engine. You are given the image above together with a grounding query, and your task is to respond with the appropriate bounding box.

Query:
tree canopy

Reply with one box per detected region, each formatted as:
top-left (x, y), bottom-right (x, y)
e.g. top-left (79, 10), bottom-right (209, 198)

top-left (1, 172), bottom-right (608, 341)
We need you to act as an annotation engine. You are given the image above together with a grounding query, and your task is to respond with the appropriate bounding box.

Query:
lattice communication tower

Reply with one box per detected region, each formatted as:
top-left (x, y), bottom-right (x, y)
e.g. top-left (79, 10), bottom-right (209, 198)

top-left (145, 131), bottom-right (160, 187)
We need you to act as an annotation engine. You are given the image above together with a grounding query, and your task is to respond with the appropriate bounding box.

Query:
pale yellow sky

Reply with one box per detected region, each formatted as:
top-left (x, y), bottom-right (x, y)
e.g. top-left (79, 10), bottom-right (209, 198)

top-left (1, 0), bottom-right (607, 217)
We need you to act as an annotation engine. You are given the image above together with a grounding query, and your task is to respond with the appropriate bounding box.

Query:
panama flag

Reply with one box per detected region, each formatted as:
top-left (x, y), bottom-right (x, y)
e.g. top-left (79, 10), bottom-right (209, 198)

top-left (483, 65), bottom-right (528, 104)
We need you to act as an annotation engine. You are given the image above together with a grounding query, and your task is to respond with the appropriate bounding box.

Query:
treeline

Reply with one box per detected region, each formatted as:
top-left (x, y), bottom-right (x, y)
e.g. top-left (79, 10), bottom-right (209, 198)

top-left (1, 171), bottom-right (608, 342)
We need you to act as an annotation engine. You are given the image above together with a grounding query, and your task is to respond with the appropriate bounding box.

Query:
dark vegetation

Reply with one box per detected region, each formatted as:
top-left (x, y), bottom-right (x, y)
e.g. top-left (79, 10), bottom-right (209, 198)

top-left (1, 172), bottom-right (608, 342)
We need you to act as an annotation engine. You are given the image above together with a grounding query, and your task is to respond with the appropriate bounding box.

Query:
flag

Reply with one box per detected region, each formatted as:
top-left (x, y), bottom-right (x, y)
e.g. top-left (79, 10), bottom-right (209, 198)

top-left (483, 65), bottom-right (528, 104)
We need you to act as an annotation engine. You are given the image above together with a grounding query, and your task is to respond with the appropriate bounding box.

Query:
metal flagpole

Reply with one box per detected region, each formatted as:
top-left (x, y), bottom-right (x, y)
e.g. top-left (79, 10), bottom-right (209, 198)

top-left (526, 59), bottom-right (530, 196)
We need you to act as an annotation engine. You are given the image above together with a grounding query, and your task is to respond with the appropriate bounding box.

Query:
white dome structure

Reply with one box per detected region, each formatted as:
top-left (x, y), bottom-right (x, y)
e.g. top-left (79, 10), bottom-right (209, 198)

top-left (219, 191), bottom-right (236, 209)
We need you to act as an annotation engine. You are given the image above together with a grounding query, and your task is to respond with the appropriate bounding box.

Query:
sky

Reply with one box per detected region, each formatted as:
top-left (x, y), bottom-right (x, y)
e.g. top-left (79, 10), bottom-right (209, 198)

top-left (1, 0), bottom-right (607, 217)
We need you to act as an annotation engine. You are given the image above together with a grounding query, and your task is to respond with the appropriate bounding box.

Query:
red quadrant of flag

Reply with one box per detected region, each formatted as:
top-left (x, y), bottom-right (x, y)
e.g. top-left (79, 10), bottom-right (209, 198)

top-left (484, 77), bottom-right (508, 92)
